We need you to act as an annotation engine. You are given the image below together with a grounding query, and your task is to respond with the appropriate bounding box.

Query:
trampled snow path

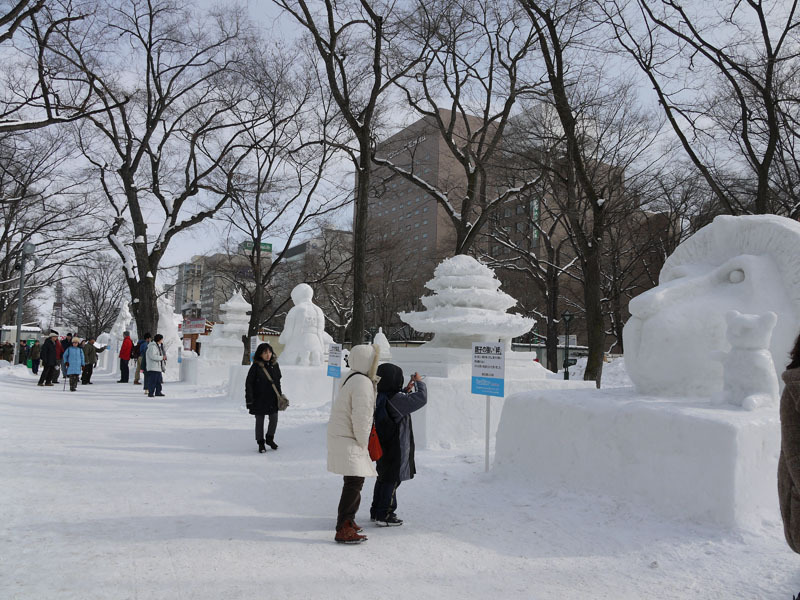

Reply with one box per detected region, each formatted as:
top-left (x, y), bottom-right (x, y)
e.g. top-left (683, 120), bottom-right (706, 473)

top-left (2, 365), bottom-right (799, 599)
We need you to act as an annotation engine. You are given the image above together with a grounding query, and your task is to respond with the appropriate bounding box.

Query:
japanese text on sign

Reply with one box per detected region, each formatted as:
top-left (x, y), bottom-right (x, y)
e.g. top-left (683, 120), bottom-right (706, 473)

top-left (327, 343), bottom-right (342, 378)
top-left (471, 342), bottom-right (505, 397)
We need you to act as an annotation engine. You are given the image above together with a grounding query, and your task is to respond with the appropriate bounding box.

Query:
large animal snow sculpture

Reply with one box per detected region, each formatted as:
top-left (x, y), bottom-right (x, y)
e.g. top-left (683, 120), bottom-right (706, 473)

top-left (399, 255), bottom-right (534, 349)
top-left (279, 283), bottom-right (326, 366)
top-left (624, 215), bottom-right (800, 396)
top-left (710, 310), bottom-right (779, 411)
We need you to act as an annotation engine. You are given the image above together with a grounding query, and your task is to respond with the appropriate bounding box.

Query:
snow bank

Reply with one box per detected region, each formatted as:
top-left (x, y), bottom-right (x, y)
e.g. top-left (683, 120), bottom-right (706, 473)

top-left (567, 356), bottom-right (632, 387)
top-left (493, 387), bottom-right (780, 529)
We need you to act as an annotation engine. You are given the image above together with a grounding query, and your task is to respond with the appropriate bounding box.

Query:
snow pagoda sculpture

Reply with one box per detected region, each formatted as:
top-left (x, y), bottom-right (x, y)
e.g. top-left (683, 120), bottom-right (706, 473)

top-left (399, 255), bottom-right (534, 348)
top-left (201, 290), bottom-right (251, 364)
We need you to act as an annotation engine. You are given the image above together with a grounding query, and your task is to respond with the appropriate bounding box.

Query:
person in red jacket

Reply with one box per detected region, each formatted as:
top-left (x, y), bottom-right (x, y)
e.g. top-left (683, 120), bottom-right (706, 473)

top-left (118, 331), bottom-right (133, 383)
top-left (53, 336), bottom-right (65, 384)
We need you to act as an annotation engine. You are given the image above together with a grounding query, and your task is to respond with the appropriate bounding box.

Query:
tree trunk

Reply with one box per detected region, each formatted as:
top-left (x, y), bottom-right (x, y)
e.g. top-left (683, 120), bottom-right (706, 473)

top-left (582, 248), bottom-right (604, 387)
top-left (131, 276), bottom-right (158, 339)
top-left (351, 145), bottom-right (371, 346)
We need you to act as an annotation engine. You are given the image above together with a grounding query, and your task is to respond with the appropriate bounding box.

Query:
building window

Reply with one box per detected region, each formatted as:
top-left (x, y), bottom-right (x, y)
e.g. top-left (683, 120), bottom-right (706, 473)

top-left (392, 206), bottom-right (397, 212)
top-left (406, 225), bottom-right (411, 231)
top-left (414, 235), bottom-right (419, 240)
top-left (516, 204), bottom-right (525, 215)
top-left (516, 222), bottom-right (526, 233)
top-left (422, 233), bottom-right (428, 238)
top-left (504, 207), bottom-right (512, 218)
top-left (423, 219), bottom-right (428, 225)
top-left (423, 206), bottom-right (429, 212)
top-left (422, 245), bottom-right (428, 251)
top-left (415, 223), bottom-right (420, 228)
top-left (407, 200), bottom-right (412, 206)
top-left (407, 212), bottom-right (412, 217)
top-left (414, 209), bottom-right (420, 214)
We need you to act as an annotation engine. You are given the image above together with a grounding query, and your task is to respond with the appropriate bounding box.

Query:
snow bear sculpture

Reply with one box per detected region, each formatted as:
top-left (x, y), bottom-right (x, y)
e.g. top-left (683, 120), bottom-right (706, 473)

top-left (623, 215), bottom-right (800, 397)
top-left (279, 283), bottom-right (326, 367)
top-left (711, 311), bottom-right (779, 410)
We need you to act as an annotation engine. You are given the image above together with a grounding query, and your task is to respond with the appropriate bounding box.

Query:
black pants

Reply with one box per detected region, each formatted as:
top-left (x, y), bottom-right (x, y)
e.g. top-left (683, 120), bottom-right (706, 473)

top-left (119, 359), bottom-right (129, 382)
top-left (38, 364), bottom-right (56, 385)
top-left (81, 364), bottom-right (94, 384)
top-left (147, 371), bottom-right (163, 396)
top-left (69, 374), bottom-right (79, 391)
top-left (254, 413), bottom-right (278, 441)
top-left (31, 359), bottom-right (39, 374)
top-left (371, 480), bottom-right (400, 520)
top-left (337, 476), bottom-right (365, 529)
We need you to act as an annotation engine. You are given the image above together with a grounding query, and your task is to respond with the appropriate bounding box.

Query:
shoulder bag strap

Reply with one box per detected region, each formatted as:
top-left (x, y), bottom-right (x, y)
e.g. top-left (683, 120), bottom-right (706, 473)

top-left (259, 363), bottom-right (282, 399)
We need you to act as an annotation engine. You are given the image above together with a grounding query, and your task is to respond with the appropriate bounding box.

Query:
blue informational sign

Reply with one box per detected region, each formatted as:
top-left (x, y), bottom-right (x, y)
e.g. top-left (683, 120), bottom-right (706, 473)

top-left (471, 376), bottom-right (504, 397)
top-left (471, 342), bottom-right (505, 398)
top-left (327, 343), bottom-right (342, 378)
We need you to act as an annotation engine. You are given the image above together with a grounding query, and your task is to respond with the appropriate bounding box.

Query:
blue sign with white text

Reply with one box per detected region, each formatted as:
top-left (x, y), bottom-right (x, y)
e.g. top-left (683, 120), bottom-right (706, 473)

top-left (471, 376), bottom-right (504, 397)
top-left (327, 364), bottom-right (341, 378)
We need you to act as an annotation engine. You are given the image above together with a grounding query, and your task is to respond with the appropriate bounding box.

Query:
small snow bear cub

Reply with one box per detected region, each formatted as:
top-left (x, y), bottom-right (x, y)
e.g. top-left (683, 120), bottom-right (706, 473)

top-left (711, 310), bottom-right (779, 411)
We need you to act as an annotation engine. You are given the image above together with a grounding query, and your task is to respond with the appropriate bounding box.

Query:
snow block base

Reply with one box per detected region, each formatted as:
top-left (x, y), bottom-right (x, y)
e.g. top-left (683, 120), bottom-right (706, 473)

top-left (493, 387), bottom-right (780, 529)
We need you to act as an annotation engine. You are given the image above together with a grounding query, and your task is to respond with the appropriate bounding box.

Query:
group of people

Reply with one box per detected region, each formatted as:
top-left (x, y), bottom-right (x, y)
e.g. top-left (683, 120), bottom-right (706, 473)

top-left (117, 331), bottom-right (167, 397)
top-left (244, 342), bottom-right (427, 544)
top-left (1, 339), bottom-right (42, 369)
top-left (35, 331), bottom-right (105, 391)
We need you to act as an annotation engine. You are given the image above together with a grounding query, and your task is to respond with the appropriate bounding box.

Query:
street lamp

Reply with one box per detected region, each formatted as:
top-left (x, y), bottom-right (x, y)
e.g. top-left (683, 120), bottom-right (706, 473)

top-left (562, 310), bottom-right (574, 380)
top-left (12, 242), bottom-right (37, 365)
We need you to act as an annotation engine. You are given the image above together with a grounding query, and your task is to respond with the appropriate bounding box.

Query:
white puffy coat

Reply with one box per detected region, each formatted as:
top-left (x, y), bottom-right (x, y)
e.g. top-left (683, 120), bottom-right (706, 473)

top-left (145, 341), bottom-right (165, 373)
top-left (327, 344), bottom-right (380, 477)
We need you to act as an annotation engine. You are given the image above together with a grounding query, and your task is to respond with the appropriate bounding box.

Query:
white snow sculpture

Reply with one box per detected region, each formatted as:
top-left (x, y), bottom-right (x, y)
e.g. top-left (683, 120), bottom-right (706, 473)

top-left (202, 290), bottom-right (251, 364)
top-left (157, 294), bottom-right (182, 381)
top-left (110, 302), bottom-right (133, 341)
top-left (399, 255), bottom-right (534, 349)
top-left (374, 326), bottom-right (392, 360)
top-left (711, 311), bottom-right (780, 410)
top-left (624, 214), bottom-right (800, 396)
top-left (279, 283), bottom-right (326, 366)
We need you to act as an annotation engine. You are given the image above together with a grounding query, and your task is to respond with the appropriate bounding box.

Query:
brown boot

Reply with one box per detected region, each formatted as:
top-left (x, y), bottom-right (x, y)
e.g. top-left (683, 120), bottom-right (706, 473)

top-left (335, 520), bottom-right (367, 544)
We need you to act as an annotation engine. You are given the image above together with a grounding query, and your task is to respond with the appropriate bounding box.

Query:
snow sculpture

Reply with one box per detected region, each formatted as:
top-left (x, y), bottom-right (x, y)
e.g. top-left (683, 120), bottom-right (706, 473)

top-left (201, 290), bottom-right (251, 364)
top-left (279, 283), bottom-right (326, 366)
top-left (374, 327), bottom-right (392, 360)
top-left (399, 255), bottom-right (534, 349)
top-left (624, 215), bottom-right (800, 396)
top-left (110, 302), bottom-right (133, 341)
top-left (711, 311), bottom-right (779, 410)
top-left (157, 294), bottom-right (182, 381)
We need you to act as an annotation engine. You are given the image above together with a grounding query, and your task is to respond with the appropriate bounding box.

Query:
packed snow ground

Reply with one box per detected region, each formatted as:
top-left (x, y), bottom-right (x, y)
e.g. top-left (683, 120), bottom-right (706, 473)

top-left (2, 363), bottom-right (799, 599)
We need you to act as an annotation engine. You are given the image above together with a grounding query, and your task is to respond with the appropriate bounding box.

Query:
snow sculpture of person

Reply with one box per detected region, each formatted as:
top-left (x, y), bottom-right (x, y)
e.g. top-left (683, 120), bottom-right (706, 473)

top-left (279, 283), bottom-right (326, 367)
top-left (624, 215), bottom-right (800, 397)
top-left (711, 311), bottom-right (780, 410)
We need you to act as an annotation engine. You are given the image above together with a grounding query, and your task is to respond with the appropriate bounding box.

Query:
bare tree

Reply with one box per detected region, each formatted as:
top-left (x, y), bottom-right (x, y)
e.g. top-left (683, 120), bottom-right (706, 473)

top-left (52, 0), bottom-right (261, 337)
top-left (601, 0), bottom-right (800, 215)
top-left (271, 0), bottom-right (423, 345)
top-left (372, 0), bottom-right (543, 255)
top-left (0, 127), bottom-right (103, 327)
top-left (61, 254), bottom-right (126, 338)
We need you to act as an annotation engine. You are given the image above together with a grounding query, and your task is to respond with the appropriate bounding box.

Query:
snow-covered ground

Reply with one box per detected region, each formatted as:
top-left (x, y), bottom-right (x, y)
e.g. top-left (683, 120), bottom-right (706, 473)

top-left (2, 363), bottom-right (799, 599)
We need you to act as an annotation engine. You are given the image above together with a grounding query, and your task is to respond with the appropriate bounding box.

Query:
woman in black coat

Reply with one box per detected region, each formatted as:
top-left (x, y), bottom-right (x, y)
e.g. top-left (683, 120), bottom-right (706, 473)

top-left (245, 343), bottom-right (283, 453)
top-left (370, 362), bottom-right (427, 527)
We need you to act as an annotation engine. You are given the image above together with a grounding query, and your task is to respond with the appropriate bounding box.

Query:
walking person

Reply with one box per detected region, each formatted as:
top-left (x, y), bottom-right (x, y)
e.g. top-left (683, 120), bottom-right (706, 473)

top-left (369, 364), bottom-right (427, 527)
top-left (245, 343), bottom-right (283, 453)
top-left (133, 334), bottom-right (150, 386)
top-left (37, 332), bottom-right (59, 386)
top-left (118, 331), bottom-right (133, 383)
top-left (145, 334), bottom-right (166, 397)
top-left (29, 340), bottom-right (41, 374)
top-left (81, 337), bottom-right (104, 385)
top-left (327, 343), bottom-right (381, 544)
top-left (52, 335), bottom-right (64, 384)
top-left (63, 337), bottom-right (85, 392)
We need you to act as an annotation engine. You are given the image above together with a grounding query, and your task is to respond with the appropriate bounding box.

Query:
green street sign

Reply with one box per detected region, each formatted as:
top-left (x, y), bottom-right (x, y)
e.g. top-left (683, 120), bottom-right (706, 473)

top-left (240, 241), bottom-right (272, 253)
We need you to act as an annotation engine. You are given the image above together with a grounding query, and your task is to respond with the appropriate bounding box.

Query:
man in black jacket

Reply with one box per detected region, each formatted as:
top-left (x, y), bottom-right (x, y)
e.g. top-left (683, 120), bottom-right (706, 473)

top-left (37, 332), bottom-right (59, 386)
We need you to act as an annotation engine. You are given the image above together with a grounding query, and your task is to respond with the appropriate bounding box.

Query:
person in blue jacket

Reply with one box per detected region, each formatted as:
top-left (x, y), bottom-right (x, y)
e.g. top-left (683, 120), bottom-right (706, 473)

top-left (63, 337), bottom-right (86, 392)
top-left (370, 363), bottom-right (427, 527)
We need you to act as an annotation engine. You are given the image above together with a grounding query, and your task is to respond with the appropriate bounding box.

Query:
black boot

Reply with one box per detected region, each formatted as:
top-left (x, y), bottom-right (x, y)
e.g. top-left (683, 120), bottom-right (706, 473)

top-left (257, 440), bottom-right (266, 453)
top-left (265, 436), bottom-right (278, 450)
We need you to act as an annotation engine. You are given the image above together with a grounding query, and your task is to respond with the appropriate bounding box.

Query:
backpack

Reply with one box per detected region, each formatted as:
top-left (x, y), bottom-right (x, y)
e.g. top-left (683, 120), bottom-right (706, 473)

top-left (130, 343), bottom-right (140, 360)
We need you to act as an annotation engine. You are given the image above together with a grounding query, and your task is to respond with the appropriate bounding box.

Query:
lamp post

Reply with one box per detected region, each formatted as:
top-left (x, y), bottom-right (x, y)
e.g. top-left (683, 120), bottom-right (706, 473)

top-left (562, 310), bottom-right (573, 380)
top-left (12, 242), bottom-right (37, 365)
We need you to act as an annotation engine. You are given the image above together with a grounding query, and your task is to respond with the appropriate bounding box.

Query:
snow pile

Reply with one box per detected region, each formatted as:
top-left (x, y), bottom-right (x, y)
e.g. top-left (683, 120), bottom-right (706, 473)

top-left (399, 255), bottom-right (534, 348)
top-left (493, 387), bottom-right (780, 529)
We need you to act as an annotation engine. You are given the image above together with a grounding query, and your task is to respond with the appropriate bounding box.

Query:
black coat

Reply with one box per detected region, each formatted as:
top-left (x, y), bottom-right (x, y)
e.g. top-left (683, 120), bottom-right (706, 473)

top-left (375, 381), bottom-right (427, 482)
top-left (245, 359), bottom-right (282, 415)
top-left (40, 338), bottom-right (57, 366)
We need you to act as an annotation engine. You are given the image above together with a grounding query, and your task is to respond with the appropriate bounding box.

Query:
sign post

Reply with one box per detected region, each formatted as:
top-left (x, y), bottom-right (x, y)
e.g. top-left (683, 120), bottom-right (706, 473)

top-left (471, 342), bottom-right (505, 472)
top-left (250, 336), bottom-right (259, 363)
top-left (327, 343), bottom-right (343, 408)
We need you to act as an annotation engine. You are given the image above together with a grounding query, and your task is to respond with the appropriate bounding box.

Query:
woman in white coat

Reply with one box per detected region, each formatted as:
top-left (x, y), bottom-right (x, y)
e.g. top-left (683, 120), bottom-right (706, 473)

top-left (328, 343), bottom-right (380, 544)
top-left (145, 334), bottom-right (166, 397)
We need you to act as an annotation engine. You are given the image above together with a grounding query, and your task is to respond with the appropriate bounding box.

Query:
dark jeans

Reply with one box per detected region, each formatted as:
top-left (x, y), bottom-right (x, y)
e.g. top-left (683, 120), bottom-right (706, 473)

top-left (38, 364), bottom-right (56, 385)
top-left (254, 413), bottom-right (278, 441)
top-left (371, 480), bottom-right (400, 520)
top-left (69, 374), bottom-right (79, 391)
top-left (81, 364), bottom-right (94, 384)
top-left (147, 371), bottom-right (163, 396)
top-left (31, 359), bottom-right (40, 374)
top-left (119, 359), bottom-right (129, 382)
top-left (336, 476), bottom-right (365, 529)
